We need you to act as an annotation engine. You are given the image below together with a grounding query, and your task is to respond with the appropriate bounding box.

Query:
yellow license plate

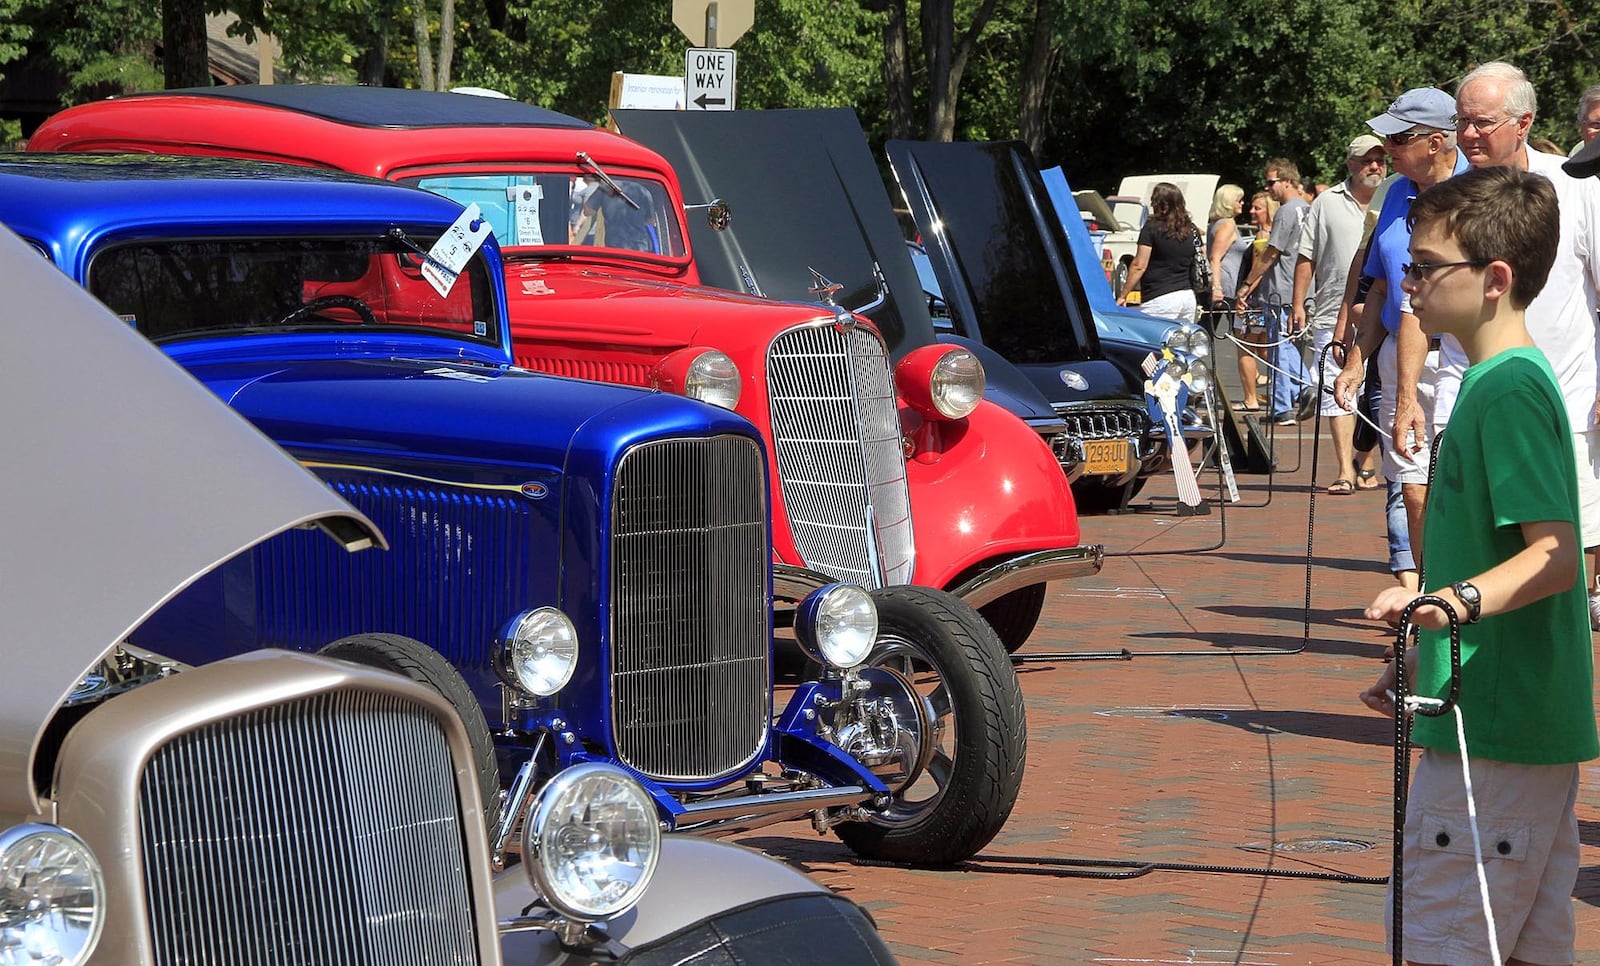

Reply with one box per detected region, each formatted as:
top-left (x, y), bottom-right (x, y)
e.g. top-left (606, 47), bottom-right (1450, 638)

top-left (1083, 438), bottom-right (1131, 475)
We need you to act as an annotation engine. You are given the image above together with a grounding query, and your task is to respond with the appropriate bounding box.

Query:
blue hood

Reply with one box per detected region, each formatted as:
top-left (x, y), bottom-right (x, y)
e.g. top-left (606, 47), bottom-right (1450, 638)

top-left (1040, 166), bottom-right (1178, 352)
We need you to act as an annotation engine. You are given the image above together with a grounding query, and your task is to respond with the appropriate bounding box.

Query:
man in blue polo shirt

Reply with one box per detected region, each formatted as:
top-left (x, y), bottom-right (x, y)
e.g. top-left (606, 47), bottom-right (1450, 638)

top-left (1333, 87), bottom-right (1468, 589)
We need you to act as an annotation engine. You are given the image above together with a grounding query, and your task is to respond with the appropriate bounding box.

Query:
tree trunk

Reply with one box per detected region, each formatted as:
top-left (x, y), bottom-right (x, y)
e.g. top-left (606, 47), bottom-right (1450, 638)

top-left (921, 0), bottom-right (1000, 141)
top-left (922, 0), bottom-right (953, 140)
top-left (1018, 0), bottom-right (1060, 158)
top-left (162, 0), bottom-right (210, 89)
top-left (881, 0), bottom-right (915, 139)
top-left (435, 0), bottom-right (455, 90)
top-left (356, 11), bottom-right (389, 87)
top-left (413, 4), bottom-right (435, 90)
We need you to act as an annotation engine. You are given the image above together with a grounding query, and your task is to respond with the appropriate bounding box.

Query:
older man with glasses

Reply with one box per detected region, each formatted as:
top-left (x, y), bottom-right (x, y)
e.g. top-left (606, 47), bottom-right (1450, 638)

top-left (1333, 87), bottom-right (1465, 593)
top-left (1576, 83), bottom-right (1600, 149)
top-left (1448, 61), bottom-right (1600, 629)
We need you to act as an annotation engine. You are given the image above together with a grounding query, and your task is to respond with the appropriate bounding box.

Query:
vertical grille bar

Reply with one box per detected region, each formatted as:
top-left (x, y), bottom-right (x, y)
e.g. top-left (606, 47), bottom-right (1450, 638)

top-left (766, 323), bottom-right (914, 587)
top-left (139, 692), bottom-right (480, 965)
top-left (610, 435), bottom-right (770, 781)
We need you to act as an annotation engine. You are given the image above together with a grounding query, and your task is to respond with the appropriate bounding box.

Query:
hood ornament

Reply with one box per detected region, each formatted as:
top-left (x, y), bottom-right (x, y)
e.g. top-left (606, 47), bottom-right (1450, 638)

top-left (807, 268), bottom-right (857, 331)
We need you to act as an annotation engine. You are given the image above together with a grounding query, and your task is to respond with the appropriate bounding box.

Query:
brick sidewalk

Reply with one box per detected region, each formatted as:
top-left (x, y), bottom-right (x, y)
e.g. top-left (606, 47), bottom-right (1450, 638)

top-left (736, 422), bottom-right (1600, 964)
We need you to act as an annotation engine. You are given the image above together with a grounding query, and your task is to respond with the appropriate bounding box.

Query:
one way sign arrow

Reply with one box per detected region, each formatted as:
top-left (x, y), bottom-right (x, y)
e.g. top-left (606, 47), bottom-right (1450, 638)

top-left (685, 48), bottom-right (736, 111)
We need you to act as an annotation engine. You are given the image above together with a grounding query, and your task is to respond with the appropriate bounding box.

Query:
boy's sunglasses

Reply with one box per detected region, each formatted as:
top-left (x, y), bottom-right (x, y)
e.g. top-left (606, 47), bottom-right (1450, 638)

top-left (1401, 259), bottom-right (1491, 281)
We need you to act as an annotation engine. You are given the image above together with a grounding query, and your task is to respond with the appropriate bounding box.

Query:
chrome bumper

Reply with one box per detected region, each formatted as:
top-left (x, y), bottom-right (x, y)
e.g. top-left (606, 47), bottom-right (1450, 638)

top-left (773, 544), bottom-right (1104, 611)
top-left (945, 545), bottom-right (1104, 609)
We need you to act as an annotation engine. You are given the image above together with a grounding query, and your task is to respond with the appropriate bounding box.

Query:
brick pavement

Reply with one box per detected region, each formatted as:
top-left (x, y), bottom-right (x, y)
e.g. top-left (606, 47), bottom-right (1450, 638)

top-left (735, 421), bottom-right (1600, 964)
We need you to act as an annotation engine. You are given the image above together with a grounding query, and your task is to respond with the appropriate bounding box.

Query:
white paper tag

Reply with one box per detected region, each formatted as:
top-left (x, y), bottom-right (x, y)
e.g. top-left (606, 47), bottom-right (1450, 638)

top-left (509, 183), bottom-right (544, 246)
top-left (423, 366), bottom-right (492, 383)
top-left (422, 203), bottom-right (491, 297)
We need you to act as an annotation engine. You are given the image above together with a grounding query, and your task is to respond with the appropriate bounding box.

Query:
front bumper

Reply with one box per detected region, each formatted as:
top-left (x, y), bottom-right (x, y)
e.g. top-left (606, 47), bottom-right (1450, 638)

top-left (1042, 409), bottom-right (1211, 485)
top-left (773, 544), bottom-right (1104, 610)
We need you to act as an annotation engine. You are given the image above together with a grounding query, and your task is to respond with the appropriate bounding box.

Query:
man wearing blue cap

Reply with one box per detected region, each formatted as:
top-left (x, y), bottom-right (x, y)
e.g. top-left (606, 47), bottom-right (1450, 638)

top-left (1333, 87), bottom-right (1467, 585)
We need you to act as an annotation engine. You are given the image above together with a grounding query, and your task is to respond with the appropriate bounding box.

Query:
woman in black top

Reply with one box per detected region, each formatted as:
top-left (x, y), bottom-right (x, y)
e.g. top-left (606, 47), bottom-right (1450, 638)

top-left (1116, 182), bottom-right (1199, 321)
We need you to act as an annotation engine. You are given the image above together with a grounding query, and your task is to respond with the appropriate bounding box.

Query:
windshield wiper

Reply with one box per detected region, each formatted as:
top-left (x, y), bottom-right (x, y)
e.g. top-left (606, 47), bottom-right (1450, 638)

top-left (576, 152), bottom-right (641, 210)
top-left (385, 226), bottom-right (461, 278)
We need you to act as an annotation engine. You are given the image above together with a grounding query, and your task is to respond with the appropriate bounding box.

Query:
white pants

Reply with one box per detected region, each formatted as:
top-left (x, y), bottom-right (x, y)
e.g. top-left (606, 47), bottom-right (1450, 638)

top-left (1140, 289), bottom-right (1197, 321)
top-left (1311, 327), bottom-right (1353, 417)
top-left (1378, 332), bottom-right (1440, 485)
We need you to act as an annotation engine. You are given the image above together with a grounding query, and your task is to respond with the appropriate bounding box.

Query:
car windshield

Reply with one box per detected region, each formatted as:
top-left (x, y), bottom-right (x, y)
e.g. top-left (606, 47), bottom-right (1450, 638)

top-left (86, 235), bottom-right (500, 346)
top-left (403, 172), bottom-right (687, 257)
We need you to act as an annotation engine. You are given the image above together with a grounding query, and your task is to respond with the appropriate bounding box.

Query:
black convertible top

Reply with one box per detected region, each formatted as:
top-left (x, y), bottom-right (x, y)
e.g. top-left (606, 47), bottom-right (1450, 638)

top-left (129, 84), bottom-right (593, 131)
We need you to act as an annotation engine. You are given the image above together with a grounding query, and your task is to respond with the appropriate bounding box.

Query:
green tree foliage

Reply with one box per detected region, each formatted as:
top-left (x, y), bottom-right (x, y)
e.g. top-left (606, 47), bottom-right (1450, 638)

top-left (0, 0), bottom-right (33, 143)
top-left (8, 0), bottom-right (1598, 195)
top-left (10, 0), bottom-right (162, 103)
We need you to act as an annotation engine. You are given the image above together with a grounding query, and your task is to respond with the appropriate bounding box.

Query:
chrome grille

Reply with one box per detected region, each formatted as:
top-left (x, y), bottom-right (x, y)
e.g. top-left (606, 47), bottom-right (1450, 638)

top-left (139, 691), bottom-right (480, 965)
top-left (766, 323), bottom-right (914, 588)
top-left (611, 435), bottom-right (770, 781)
top-left (1053, 404), bottom-right (1148, 440)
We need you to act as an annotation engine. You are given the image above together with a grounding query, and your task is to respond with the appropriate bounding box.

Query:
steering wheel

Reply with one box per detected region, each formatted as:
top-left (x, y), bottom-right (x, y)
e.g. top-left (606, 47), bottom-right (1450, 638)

top-left (277, 294), bottom-right (379, 326)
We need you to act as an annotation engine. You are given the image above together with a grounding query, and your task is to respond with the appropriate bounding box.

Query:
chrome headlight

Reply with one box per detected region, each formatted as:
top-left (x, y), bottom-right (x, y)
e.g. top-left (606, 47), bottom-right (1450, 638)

top-left (683, 350), bottom-right (741, 410)
top-left (930, 348), bottom-right (985, 419)
top-left (1187, 360), bottom-right (1212, 395)
top-left (0, 824), bottom-right (105, 965)
top-left (795, 583), bottom-right (878, 670)
top-left (524, 763), bottom-right (660, 921)
top-left (1165, 323), bottom-right (1210, 361)
top-left (1164, 359), bottom-right (1190, 381)
top-left (495, 608), bottom-right (579, 696)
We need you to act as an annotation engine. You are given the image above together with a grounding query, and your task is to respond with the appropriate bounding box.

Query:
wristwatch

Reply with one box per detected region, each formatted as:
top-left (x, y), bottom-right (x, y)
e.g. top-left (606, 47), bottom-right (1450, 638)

top-left (1450, 580), bottom-right (1483, 623)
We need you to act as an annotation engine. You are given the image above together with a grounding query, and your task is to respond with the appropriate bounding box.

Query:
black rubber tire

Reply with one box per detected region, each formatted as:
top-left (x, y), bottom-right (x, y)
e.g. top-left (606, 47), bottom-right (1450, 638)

top-left (318, 633), bottom-right (500, 823)
top-left (835, 586), bottom-right (1026, 865)
top-left (1070, 475), bottom-right (1147, 515)
top-left (978, 583), bottom-right (1047, 654)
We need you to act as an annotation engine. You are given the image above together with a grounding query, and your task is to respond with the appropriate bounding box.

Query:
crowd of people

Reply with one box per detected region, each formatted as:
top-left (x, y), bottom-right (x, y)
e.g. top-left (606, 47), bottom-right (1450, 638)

top-left (1176, 61), bottom-right (1600, 964)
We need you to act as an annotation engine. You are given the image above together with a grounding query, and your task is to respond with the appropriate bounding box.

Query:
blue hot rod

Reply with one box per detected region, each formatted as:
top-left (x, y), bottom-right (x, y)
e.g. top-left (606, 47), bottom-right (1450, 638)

top-left (0, 153), bottom-right (1024, 868)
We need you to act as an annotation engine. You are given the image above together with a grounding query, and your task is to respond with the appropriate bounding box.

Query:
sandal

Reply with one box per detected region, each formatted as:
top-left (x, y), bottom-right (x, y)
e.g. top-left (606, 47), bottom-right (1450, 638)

top-left (1355, 467), bottom-right (1380, 490)
top-left (1326, 479), bottom-right (1355, 495)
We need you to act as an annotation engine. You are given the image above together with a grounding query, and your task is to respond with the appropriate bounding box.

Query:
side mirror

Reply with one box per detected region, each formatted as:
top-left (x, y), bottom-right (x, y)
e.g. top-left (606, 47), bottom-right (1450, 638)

top-left (706, 200), bottom-right (731, 232)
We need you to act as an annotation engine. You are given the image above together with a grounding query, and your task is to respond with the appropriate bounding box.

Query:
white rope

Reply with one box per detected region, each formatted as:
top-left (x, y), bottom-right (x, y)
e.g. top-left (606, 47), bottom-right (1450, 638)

top-left (1213, 327), bottom-right (1392, 439)
top-left (1400, 696), bottom-right (1502, 963)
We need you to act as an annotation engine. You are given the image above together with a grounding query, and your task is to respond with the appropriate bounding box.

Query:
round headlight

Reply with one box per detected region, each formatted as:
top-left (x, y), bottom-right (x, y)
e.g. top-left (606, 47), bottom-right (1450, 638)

top-left (1180, 324), bottom-right (1211, 361)
top-left (795, 583), bottom-right (878, 669)
top-left (1165, 359), bottom-right (1190, 381)
top-left (524, 763), bottom-right (660, 921)
top-left (497, 608), bottom-right (579, 696)
top-left (930, 349), bottom-right (985, 419)
top-left (683, 350), bottom-right (741, 410)
top-left (0, 824), bottom-right (104, 965)
top-left (1187, 360), bottom-right (1212, 395)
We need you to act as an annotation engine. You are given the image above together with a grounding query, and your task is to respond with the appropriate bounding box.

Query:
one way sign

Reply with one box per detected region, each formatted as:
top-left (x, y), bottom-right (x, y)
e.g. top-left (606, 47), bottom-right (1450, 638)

top-left (685, 48), bottom-right (736, 111)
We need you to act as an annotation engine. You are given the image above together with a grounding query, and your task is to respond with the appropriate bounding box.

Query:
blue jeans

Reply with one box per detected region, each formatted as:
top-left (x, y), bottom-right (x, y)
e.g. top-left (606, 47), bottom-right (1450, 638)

top-left (1265, 303), bottom-right (1310, 416)
top-left (1387, 479), bottom-right (1413, 574)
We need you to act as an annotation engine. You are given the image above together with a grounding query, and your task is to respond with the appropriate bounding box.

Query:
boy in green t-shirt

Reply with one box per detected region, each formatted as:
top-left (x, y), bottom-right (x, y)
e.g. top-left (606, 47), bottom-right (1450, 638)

top-left (1359, 165), bottom-right (1598, 964)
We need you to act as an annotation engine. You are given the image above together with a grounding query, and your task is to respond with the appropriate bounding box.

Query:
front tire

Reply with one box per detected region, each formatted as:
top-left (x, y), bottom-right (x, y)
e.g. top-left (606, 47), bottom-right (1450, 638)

top-left (978, 584), bottom-right (1046, 654)
top-left (319, 633), bottom-right (501, 825)
top-left (835, 587), bottom-right (1026, 865)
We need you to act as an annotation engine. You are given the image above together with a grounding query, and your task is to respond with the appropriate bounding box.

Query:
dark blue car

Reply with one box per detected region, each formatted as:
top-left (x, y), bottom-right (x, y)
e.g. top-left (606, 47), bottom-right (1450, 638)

top-left (0, 153), bottom-right (1023, 868)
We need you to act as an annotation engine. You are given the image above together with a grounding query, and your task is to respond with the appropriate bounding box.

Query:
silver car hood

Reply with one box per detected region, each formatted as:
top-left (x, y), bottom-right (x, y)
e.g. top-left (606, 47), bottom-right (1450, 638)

top-left (0, 226), bottom-right (384, 816)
